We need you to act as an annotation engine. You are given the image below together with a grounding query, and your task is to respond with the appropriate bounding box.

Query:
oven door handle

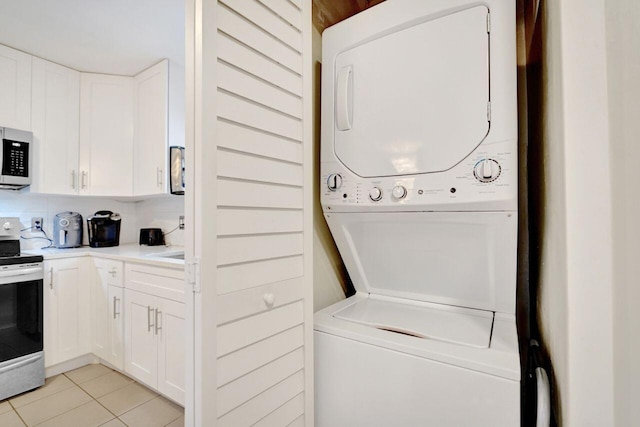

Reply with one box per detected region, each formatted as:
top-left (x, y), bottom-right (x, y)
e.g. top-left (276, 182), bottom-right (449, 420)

top-left (0, 354), bottom-right (42, 375)
top-left (0, 268), bottom-right (44, 285)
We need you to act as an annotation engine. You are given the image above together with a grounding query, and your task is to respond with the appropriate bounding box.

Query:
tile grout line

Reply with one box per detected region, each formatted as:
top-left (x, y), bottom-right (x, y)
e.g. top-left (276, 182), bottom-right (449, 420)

top-left (7, 404), bottom-right (28, 427)
top-left (5, 364), bottom-right (183, 427)
top-left (63, 367), bottom-right (115, 387)
top-left (7, 376), bottom-right (76, 411)
top-left (29, 388), bottom-right (93, 427)
top-left (26, 367), bottom-right (119, 426)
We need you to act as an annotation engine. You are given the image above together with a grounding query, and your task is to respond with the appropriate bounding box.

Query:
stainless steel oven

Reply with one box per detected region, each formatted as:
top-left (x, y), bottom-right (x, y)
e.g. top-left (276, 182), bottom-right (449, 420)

top-left (0, 218), bottom-right (44, 400)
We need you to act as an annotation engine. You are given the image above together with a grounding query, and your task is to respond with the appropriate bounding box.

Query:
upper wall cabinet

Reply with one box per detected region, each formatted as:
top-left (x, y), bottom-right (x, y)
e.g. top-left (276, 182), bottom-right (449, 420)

top-left (0, 45), bottom-right (32, 130)
top-left (31, 58), bottom-right (80, 195)
top-left (80, 73), bottom-right (134, 196)
top-left (134, 60), bottom-right (169, 196)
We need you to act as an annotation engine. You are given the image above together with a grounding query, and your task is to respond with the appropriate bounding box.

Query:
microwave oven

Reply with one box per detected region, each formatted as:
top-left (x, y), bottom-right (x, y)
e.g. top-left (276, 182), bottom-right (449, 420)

top-left (0, 127), bottom-right (33, 190)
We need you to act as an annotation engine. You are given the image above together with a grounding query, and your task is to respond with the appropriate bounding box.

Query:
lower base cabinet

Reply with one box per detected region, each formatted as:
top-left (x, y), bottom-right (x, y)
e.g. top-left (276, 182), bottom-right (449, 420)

top-left (44, 256), bottom-right (186, 405)
top-left (44, 258), bottom-right (91, 367)
top-left (124, 288), bottom-right (186, 405)
top-left (91, 258), bottom-right (125, 370)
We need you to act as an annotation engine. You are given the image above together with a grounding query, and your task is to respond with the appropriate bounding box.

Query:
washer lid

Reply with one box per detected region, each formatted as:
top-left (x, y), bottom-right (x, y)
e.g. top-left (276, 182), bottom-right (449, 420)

top-left (333, 297), bottom-right (494, 349)
top-left (333, 6), bottom-right (490, 177)
top-left (325, 211), bottom-right (517, 314)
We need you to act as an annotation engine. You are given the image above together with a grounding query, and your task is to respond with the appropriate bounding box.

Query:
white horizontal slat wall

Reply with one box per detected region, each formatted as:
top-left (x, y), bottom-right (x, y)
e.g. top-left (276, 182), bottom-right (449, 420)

top-left (214, 0), bottom-right (312, 425)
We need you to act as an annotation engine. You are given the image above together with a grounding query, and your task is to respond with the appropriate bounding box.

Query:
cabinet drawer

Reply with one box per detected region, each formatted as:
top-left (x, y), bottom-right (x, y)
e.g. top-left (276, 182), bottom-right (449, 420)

top-left (125, 263), bottom-right (185, 302)
top-left (217, 277), bottom-right (303, 325)
top-left (94, 258), bottom-right (124, 287)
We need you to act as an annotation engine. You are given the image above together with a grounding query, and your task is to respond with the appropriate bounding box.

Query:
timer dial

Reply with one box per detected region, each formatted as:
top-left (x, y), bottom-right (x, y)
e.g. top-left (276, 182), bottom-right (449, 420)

top-left (392, 185), bottom-right (407, 200)
top-left (369, 187), bottom-right (383, 201)
top-left (327, 174), bottom-right (343, 191)
top-left (473, 159), bottom-right (501, 183)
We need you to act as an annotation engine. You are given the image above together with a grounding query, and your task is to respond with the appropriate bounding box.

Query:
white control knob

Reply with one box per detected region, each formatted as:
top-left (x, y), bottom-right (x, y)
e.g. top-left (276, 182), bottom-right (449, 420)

top-left (473, 159), bottom-right (501, 183)
top-left (369, 187), bottom-right (383, 201)
top-left (3, 222), bottom-right (11, 231)
top-left (327, 174), bottom-right (342, 192)
top-left (392, 185), bottom-right (407, 200)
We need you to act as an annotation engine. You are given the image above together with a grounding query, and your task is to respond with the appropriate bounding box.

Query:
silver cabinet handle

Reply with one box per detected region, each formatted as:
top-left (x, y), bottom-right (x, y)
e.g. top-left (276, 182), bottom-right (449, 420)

top-left (147, 306), bottom-right (154, 332)
top-left (49, 267), bottom-right (54, 289)
top-left (108, 268), bottom-right (117, 277)
top-left (71, 170), bottom-right (77, 190)
top-left (113, 296), bottom-right (120, 319)
top-left (154, 309), bottom-right (162, 335)
top-left (81, 171), bottom-right (88, 189)
top-left (156, 167), bottom-right (163, 187)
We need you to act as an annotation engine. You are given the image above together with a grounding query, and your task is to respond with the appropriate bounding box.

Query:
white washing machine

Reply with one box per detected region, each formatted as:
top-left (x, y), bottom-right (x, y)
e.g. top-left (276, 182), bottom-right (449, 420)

top-left (315, 0), bottom-right (519, 426)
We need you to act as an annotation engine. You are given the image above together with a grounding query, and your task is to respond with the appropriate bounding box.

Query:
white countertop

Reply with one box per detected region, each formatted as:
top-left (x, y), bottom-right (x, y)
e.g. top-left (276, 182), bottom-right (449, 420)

top-left (24, 243), bottom-right (185, 268)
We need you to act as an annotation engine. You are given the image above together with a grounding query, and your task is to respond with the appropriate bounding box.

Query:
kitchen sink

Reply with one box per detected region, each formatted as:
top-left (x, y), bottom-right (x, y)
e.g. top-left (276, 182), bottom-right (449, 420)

top-left (148, 251), bottom-right (184, 260)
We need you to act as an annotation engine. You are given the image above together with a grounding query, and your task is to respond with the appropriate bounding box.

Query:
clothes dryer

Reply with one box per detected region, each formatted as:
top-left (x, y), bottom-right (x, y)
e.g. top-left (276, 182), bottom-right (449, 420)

top-left (315, 0), bottom-right (519, 425)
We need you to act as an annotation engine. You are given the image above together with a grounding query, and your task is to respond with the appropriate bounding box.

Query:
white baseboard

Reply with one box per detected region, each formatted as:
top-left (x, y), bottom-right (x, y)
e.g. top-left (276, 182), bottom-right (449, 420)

top-left (45, 354), bottom-right (99, 378)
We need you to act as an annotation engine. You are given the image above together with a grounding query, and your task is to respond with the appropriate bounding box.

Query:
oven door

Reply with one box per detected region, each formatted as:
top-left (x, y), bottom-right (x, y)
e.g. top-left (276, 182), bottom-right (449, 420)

top-left (0, 265), bottom-right (43, 363)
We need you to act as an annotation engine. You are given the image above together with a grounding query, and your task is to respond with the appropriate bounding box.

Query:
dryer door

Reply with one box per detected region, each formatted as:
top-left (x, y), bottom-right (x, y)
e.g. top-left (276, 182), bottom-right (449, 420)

top-left (333, 6), bottom-right (490, 178)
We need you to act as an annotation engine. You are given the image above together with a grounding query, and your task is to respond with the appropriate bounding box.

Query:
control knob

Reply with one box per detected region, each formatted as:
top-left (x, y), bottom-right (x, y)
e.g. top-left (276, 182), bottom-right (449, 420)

top-left (327, 174), bottom-right (342, 192)
top-left (369, 187), bottom-right (383, 201)
top-left (2, 222), bottom-right (12, 231)
top-left (392, 185), bottom-right (407, 200)
top-left (473, 159), bottom-right (501, 183)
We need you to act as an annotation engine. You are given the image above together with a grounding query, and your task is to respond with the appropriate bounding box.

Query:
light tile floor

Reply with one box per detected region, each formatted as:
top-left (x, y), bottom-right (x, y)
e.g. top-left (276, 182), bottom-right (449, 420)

top-left (0, 364), bottom-right (184, 427)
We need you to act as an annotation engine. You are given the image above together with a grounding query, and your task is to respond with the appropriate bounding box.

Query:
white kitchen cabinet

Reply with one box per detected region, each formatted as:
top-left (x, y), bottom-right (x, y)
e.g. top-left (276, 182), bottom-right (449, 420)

top-left (91, 258), bottom-right (124, 370)
top-left (30, 57), bottom-right (80, 195)
top-left (43, 258), bottom-right (91, 367)
top-left (124, 288), bottom-right (158, 387)
top-left (0, 44), bottom-right (31, 130)
top-left (124, 264), bottom-right (186, 405)
top-left (79, 73), bottom-right (134, 196)
top-left (156, 297), bottom-right (186, 404)
top-left (134, 60), bottom-right (169, 196)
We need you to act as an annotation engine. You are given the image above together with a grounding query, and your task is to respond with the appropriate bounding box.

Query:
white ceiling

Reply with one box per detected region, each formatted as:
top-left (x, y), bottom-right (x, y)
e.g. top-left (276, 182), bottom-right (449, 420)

top-left (0, 0), bottom-right (185, 76)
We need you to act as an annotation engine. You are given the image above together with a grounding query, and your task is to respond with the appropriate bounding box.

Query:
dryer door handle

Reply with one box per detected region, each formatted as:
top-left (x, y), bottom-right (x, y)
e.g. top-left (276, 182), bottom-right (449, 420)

top-left (336, 66), bottom-right (353, 131)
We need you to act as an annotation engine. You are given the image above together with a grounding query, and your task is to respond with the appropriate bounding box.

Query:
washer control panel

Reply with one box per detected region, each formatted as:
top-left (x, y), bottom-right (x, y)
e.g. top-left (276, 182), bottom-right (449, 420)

top-left (321, 140), bottom-right (516, 211)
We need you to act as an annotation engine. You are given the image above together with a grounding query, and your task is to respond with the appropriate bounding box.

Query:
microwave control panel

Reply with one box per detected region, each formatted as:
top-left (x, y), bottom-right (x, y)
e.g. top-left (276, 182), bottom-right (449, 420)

top-left (2, 139), bottom-right (29, 177)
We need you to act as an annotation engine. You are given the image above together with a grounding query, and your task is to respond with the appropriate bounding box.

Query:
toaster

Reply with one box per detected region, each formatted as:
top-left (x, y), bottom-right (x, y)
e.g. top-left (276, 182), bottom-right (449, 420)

top-left (139, 228), bottom-right (165, 246)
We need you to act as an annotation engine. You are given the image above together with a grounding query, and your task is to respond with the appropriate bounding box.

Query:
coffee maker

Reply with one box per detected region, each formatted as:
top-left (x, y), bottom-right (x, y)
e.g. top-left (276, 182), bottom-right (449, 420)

top-left (87, 211), bottom-right (121, 248)
top-left (53, 212), bottom-right (83, 248)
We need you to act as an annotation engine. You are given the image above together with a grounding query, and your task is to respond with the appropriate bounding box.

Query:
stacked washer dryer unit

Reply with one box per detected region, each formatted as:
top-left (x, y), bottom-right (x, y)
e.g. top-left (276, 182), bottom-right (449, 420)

top-left (315, 0), bottom-right (519, 425)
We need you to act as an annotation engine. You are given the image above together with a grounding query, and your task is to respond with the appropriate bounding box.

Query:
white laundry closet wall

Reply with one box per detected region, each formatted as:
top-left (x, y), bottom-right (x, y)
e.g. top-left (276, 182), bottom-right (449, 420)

top-left (606, 0), bottom-right (640, 425)
top-left (536, 0), bottom-right (615, 425)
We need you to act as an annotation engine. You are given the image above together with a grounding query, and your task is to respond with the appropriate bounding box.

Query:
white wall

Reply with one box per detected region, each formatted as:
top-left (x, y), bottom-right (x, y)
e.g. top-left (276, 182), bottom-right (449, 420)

top-left (605, 1), bottom-right (640, 425)
top-left (136, 196), bottom-right (185, 246)
top-left (538, 0), bottom-right (615, 425)
top-left (0, 192), bottom-right (184, 248)
top-left (312, 25), bottom-right (349, 311)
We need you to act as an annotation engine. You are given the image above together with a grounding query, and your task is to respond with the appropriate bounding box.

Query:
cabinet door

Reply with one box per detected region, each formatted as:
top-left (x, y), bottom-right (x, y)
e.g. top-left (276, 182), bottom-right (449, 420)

top-left (43, 258), bottom-right (91, 367)
top-left (157, 298), bottom-right (186, 405)
top-left (134, 60), bottom-right (168, 196)
top-left (31, 58), bottom-right (80, 195)
top-left (124, 289), bottom-right (158, 388)
top-left (108, 285), bottom-right (124, 370)
top-left (0, 44), bottom-right (31, 130)
top-left (79, 73), bottom-right (133, 196)
top-left (92, 258), bottom-right (124, 368)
